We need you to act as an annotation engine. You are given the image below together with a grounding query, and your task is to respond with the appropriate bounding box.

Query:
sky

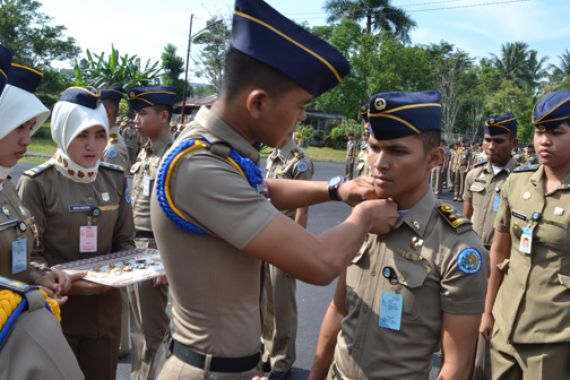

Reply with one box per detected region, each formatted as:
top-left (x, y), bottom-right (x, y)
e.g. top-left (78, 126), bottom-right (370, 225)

top-left (40, 0), bottom-right (570, 83)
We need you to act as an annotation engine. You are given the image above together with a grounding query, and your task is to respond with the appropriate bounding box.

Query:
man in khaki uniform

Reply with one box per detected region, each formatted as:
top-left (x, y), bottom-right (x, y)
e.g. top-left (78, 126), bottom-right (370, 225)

top-left (430, 139), bottom-right (449, 198)
top-left (355, 104), bottom-right (371, 178)
top-left (523, 144), bottom-right (539, 165)
top-left (481, 90), bottom-right (570, 380)
top-left (463, 113), bottom-right (518, 380)
top-left (150, 1), bottom-right (399, 379)
top-left (448, 143), bottom-right (458, 192)
top-left (309, 91), bottom-right (489, 380)
top-left (101, 86), bottom-right (130, 171)
top-left (262, 136), bottom-right (314, 379)
top-left (345, 132), bottom-right (356, 179)
top-left (127, 86), bottom-right (175, 380)
top-left (123, 118), bottom-right (141, 166)
top-left (454, 139), bottom-right (474, 201)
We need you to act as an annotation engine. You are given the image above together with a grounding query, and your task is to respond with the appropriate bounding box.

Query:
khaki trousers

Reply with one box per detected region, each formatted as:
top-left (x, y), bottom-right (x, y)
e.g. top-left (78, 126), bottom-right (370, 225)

top-left (430, 166), bottom-right (443, 196)
top-left (490, 326), bottom-right (570, 380)
top-left (157, 354), bottom-right (262, 380)
top-left (473, 334), bottom-right (491, 380)
top-left (128, 238), bottom-right (170, 380)
top-left (261, 262), bottom-right (298, 373)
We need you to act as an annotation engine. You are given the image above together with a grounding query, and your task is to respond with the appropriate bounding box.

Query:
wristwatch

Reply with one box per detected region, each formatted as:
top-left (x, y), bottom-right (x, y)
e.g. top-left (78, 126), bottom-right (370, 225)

top-left (328, 175), bottom-right (344, 201)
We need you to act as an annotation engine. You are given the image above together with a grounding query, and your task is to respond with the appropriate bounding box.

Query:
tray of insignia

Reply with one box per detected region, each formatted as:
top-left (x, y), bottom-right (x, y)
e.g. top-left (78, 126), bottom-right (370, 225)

top-left (53, 248), bottom-right (164, 287)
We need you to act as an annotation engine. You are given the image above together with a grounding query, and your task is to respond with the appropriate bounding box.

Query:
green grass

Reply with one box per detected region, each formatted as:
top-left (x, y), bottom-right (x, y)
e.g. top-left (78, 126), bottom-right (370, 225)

top-left (21, 124), bottom-right (56, 164)
top-left (304, 146), bottom-right (346, 162)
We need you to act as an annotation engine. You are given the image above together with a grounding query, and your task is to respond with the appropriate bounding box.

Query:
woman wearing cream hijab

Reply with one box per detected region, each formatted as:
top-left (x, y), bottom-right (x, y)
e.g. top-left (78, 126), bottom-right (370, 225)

top-left (18, 86), bottom-right (135, 380)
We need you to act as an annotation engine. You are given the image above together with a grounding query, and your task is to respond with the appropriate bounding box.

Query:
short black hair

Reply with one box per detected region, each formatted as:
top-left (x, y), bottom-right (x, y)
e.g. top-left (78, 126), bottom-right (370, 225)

top-left (221, 47), bottom-right (299, 99)
top-left (418, 131), bottom-right (441, 154)
top-left (152, 105), bottom-right (172, 122)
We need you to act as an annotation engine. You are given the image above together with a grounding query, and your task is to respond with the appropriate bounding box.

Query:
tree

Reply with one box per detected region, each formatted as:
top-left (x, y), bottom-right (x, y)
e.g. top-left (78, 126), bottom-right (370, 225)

top-left (490, 42), bottom-right (546, 91)
top-left (324, 0), bottom-right (416, 42)
top-left (74, 45), bottom-right (162, 88)
top-left (549, 49), bottom-right (570, 83)
top-left (161, 43), bottom-right (186, 98)
top-left (193, 16), bottom-right (231, 92)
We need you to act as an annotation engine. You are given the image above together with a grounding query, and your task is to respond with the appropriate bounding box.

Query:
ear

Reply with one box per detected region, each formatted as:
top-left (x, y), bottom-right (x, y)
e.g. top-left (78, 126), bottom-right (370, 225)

top-left (244, 89), bottom-right (270, 120)
top-left (427, 146), bottom-right (444, 170)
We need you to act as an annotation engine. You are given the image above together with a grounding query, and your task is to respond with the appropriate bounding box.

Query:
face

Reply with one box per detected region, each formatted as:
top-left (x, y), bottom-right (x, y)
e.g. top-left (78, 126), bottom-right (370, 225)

top-left (483, 132), bottom-right (514, 166)
top-left (534, 122), bottom-right (570, 169)
top-left (67, 125), bottom-right (107, 167)
top-left (255, 87), bottom-right (312, 148)
top-left (0, 118), bottom-right (35, 167)
top-left (133, 106), bottom-right (167, 139)
top-left (367, 134), bottom-right (441, 206)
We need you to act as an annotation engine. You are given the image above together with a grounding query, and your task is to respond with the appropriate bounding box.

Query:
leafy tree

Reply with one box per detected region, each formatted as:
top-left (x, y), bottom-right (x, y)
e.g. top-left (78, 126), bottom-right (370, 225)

top-left (73, 45), bottom-right (162, 88)
top-left (491, 42), bottom-right (547, 91)
top-left (549, 49), bottom-right (570, 83)
top-left (193, 16), bottom-right (231, 92)
top-left (324, 0), bottom-right (416, 41)
top-left (161, 43), bottom-right (186, 98)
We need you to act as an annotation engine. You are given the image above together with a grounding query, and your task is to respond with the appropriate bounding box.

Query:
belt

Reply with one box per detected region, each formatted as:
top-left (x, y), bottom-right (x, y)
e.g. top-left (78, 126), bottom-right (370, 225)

top-left (169, 339), bottom-right (260, 373)
top-left (332, 363), bottom-right (346, 380)
top-left (135, 230), bottom-right (154, 239)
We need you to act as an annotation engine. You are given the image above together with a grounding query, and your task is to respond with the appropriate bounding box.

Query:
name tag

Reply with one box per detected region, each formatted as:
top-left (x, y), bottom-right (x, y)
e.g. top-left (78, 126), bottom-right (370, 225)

top-left (519, 227), bottom-right (533, 255)
top-left (11, 238), bottom-right (27, 274)
top-left (492, 194), bottom-right (501, 213)
top-left (379, 291), bottom-right (403, 331)
top-left (143, 175), bottom-right (151, 197)
top-left (79, 225), bottom-right (98, 253)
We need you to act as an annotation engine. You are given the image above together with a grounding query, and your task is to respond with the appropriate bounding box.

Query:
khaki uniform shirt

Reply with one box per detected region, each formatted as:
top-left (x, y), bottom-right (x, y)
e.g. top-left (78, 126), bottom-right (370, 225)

top-left (450, 148), bottom-right (459, 173)
top-left (17, 163), bottom-right (135, 338)
top-left (130, 130), bottom-right (173, 232)
top-left (0, 181), bottom-right (38, 283)
top-left (334, 191), bottom-right (489, 380)
top-left (265, 139), bottom-right (313, 219)
top-left (103, 126), bottom-right (130, 171)
top-left (123, 127), bottom-right (140, 150)
top-left (463, 157), bottom-right (517, 247)
top-left (493, 165), bottom-right (570, 343)
top-left (346, 140), bottom-right (356, 162)
top-left (0, 282), bottom-right (84, 380)
top-left (355, 142), bottom-right (370, 177)
top-left (150, 106), bottom-right (279, 357)
top-left (459, 147), bottom-right (473, 170)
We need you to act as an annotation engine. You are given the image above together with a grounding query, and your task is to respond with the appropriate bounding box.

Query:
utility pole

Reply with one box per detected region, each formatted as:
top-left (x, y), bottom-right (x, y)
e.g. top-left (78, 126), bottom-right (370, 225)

top-left (181, 14), bottom-right (194, 124)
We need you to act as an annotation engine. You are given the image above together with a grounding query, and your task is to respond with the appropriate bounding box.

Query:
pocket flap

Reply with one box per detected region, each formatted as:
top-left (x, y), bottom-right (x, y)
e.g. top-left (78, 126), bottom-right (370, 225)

top-left (470, 183), bottom-right (485, 192)
top-left (393, 256), bottom-right (428, 288)
top-left (558, 274), bottom-right (570, 289)
top-left (497, 258), bottom-right (510, 272)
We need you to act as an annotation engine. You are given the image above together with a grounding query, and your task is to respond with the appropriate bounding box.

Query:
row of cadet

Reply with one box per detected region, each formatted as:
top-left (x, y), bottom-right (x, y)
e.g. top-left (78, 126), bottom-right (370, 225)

top-left (1, 1), bottom-right (569, 380)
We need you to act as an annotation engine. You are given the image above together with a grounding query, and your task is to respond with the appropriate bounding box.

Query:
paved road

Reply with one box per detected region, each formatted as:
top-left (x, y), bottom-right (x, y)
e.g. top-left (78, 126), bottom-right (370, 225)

top-left (12, 160), bottom-right (460, 380)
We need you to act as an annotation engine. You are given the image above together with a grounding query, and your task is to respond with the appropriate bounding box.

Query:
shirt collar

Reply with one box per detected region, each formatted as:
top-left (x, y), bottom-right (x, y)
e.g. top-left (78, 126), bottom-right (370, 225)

top-left (484, 156), bottom-right (518, 175)
top-left (394, 189), bottom-right (437, 238)
top-left (190, 106), bottom-right (260, 162)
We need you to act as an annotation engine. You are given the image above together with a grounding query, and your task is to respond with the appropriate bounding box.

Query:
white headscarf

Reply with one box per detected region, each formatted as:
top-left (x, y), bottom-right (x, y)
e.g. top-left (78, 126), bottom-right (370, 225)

top-left (0, 83), bottom-right (50, 179)
top-left (49, 100), bottom-right (109, 183)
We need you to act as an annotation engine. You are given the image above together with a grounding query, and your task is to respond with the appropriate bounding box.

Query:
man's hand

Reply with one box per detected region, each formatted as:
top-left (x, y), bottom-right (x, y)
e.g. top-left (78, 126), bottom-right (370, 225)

top-left (36, 268), bottom-right (72, 295)
top-left (338, 176), bottom-right (378, 206)
top-left (153, 275), bottom-right (168, 287)
top-left (67, 272), bottom-right (112, 296)
top-left (355, 199), bottom-right (399, 235)
top-left (479, 312), bottom-right (494, 341)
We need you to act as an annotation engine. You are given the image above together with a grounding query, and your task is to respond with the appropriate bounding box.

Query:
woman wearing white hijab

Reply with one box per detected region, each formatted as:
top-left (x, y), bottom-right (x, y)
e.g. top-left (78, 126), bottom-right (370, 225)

top-left (0, 45), bottom-right (84, 380)
top-left (17, 86), bottom-right (135, 380)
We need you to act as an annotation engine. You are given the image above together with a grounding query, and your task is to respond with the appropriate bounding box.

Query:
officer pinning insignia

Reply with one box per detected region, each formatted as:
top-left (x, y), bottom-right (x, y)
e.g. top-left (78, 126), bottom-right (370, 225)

top-left (457, 248), bottom-right (482, 274)
top-left (437, 204), bottom-right (471, 229)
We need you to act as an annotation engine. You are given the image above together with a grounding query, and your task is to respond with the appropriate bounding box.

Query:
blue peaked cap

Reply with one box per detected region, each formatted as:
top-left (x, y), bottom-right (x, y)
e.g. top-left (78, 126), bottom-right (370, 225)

top-left (128, 86), bottom-right (176, 111)
top-left (484, 112), bottom-right (517, 136)
top-left (7, 63), bottom-right (44, 94)
top-left (0, 44), bottom-right (12, 96)
top-left (368, 90), bottom-right (442, 140)
top-left (231, 0), bottom-right (350, 97)
top-left (532, 90), bottom-right (570, 130)
top-left (60, 86), bottom-right (100, 109)
top-left (100, 86), bottom-right (125, 103)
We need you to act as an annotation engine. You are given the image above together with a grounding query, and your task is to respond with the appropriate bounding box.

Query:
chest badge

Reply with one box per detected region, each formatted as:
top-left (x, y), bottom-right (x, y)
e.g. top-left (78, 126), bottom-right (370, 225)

top-left (522, 191), bottom-right (531, 200)
top-left (102, 192), bottom-right (111, 202)
top-left (554, 207), bottom-right (565, 216)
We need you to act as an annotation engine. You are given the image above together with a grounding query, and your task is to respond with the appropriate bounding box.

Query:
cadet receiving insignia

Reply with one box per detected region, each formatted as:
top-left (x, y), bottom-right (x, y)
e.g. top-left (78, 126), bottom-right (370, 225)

top-left (261, 135), bottom-right (314, 379)
top-left (309, 91), bottom-right (489, 380)
top-left (0, 44), bottom-right (83, 379)
top-left (150, 1), bottom-right (399, 379)
top-left (127, 85), bottom-right (175, 380)
top-left (17, 86), bottom-right (135, 380)
top-left (481, 90), bottom-right (570, 380)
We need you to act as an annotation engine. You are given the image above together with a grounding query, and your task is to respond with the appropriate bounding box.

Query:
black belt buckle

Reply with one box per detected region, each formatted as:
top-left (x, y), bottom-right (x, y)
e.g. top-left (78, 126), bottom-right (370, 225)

top-left (135, 230), bottom-right (155, 239)
top-left (170, 339), bottom-right (260, 373)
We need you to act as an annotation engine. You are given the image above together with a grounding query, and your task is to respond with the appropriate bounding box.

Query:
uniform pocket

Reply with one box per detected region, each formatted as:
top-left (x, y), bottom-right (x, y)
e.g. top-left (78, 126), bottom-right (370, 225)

top-left (392, 256), bottom-right (429, 320)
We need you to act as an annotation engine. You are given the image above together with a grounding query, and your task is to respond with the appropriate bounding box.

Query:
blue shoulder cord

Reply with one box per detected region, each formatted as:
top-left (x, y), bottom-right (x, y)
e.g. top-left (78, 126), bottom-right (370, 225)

top-left (155, 138), bottom-right (264, 235)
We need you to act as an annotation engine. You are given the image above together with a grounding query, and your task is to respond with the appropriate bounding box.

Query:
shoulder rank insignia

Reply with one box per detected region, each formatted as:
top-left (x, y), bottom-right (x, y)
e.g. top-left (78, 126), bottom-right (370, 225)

top-left (514, 163), bottom-right (540, 173)
top-left (437, 203), bottom-right (471, 229)
top-left (474, 160), bottom-right (487, 167)
top-left (99, 161), bottom-right (125, 172)
top-left (23, 161), bottom-right (53, 177)
top-left (457, 248), bottom-right (482, 274)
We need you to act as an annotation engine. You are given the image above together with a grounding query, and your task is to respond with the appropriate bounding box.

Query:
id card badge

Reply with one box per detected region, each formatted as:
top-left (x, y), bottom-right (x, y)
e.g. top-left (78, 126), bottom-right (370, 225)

top-left (11, 238), bottom-right (27, 274)
top-left (379, 291), bottom-right (403, 331)
top-left (519, 227), bottom-right (533, 255)
top-left (79, 225), bottom-right (98, 253)
top-left (492, 193), bottom-right (501, 213)
top-left (143, 175), bottom-right (151, 197)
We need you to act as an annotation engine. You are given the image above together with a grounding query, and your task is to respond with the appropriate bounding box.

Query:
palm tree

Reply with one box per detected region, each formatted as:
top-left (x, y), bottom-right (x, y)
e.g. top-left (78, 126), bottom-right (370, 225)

top-left (491, 42), bottom-right (546, 91)
top-left (525, 50), bottom-right (548, 90)
top-left (324, 0), bottom-right (416, 42)
top-left (549, 49), bottom-right (570, 82)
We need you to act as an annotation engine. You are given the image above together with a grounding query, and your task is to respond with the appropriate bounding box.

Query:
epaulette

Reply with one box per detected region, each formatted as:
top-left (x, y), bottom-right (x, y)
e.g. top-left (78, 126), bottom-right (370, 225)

top-left (0, 276), bottom-right (37, 294)
top-left (23, 161), bottom-right (53, 177)
top-left (474, 160), bottom-right (487, 167)
top-left (514, 163), bottom-right (540, 173)
top-left (99, 161), bottom-right (125, 172)
top-left (437, 203), bottom-right (472, 232)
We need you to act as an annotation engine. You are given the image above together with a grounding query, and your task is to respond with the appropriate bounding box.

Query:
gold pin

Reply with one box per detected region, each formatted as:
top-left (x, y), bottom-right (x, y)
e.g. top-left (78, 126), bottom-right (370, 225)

top-left (412, 220), bottom-right (421, 230)
top-left (523, 192), bottom-right (531, 200)
top-left (554, 207), bottom-right (565, 216)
